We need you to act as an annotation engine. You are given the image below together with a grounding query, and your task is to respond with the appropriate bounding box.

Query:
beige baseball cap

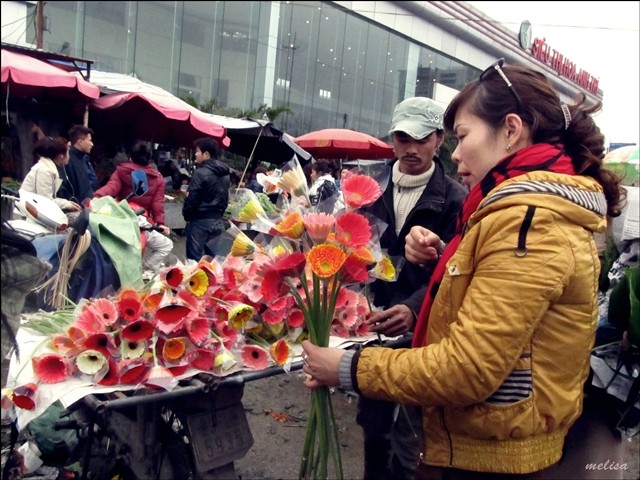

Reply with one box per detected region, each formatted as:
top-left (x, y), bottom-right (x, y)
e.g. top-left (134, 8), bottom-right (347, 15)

top-left (389, 97), bottom-right (445, 140)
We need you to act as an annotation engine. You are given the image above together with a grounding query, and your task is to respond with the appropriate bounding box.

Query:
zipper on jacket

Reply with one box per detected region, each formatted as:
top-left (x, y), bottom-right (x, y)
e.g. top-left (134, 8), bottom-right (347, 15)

top-left (514, 206), bottom-right (536, 257)
top-left (440, 409), bottom-right (454, 466)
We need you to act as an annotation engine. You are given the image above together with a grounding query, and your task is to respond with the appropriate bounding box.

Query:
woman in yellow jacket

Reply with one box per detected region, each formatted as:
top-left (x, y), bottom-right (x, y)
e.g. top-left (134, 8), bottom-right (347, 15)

top-left (301, 59), bottom-right (626, 478)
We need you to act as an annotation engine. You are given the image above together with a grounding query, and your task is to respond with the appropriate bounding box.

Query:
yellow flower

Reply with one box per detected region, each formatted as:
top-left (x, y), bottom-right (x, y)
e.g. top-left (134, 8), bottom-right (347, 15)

top-left (238, 197), bottom-right (265, 222)
top-left (372, 255), bottom-right (396, 281)
top-left (231, 231), bottom-right (256, 256)
top-left (307, 244), bottom-right (347, 278)
top-left (228, 303), bottom-right (255, 329)
top-left (214, 349), bottom-right (237, 371)
top-left (186, 269), bottom-right (209, 296)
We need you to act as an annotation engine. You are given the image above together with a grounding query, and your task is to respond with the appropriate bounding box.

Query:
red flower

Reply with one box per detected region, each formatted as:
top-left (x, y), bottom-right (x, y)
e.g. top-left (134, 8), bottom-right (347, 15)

top-left (156, 301), bottom-right (193, 335)
top-left (119, 358), bottom-right (150, 384)
top-left (241, 344), bottom-right (270, 370)
top-left (32, 354), bottom-right (70, 384)
top-left (339, 255), bottom-right (369, 284)
top-left (10, 383), bottom-right (38, 410)
top-left (287, 308), bottom-right (305, 329)
top-left (190, 348), bottom-right (218, 371)
top-left (261, 269), bottom-right (286, 302)
top-left (118, 290), bottom-right (143, 323)
top-left (98, 358), bottom-right (120, 387)
top-left (335, 212), bottom-right (371, 248)
top-left (83, 332), bottom-right (117, 357)
top-left (121, 319), bottom-right (155, 341)
top-left (161, 266), bottom-right (185, 289)
top-left (273, 252), bottom-right (306, 277)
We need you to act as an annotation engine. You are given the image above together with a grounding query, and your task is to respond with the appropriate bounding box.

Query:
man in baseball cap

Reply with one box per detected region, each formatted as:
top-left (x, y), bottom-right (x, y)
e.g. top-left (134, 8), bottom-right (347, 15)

top-left (389, 96), bottom-right (445, 140)
top-left (356, 98), bottom-right (466, 479)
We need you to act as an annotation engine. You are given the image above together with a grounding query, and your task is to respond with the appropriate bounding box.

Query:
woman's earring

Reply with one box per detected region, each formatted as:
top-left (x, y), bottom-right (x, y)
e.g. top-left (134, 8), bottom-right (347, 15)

top-left (506, 144), bottom-right (513, 152)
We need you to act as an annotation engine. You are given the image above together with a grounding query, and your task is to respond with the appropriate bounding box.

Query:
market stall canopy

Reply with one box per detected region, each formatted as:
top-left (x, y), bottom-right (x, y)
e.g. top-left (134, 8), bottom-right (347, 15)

top-left (294, 128), bottom-right (394, 160)
top-left (208, 115), bottom-right (312, 166)
top-left (1, 48), bottom-right (100, 100)
top-left (85, 71), bottom-right (228, 147)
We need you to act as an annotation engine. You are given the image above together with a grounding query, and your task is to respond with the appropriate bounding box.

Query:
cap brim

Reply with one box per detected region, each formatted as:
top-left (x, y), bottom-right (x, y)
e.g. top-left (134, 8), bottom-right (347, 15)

top-left (389, 121), bottom-right (436, 140)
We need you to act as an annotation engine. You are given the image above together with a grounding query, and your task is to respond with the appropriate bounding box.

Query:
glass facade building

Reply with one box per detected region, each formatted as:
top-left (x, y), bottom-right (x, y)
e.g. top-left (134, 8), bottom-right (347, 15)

top-left (18, 1), bottom-right (479, 139)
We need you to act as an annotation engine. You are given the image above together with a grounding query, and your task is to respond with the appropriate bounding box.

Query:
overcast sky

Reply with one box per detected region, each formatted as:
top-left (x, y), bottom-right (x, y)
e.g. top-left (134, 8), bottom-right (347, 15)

top-left (467, 1), bottom-right (639, 147)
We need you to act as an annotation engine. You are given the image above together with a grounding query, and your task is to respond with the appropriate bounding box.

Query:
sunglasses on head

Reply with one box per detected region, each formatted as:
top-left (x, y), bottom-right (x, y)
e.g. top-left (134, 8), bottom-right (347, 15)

top-left (480, 58), bottom-right (523, 112)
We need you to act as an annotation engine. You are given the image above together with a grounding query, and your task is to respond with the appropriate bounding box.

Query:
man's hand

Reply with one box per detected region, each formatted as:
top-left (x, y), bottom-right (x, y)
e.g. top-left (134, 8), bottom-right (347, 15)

top-left (157, 224), bottom-right (170, 236)
top-left (366, 304), bottom-right (414, 336)
top-left (405, 225), bottom-right (442, 265)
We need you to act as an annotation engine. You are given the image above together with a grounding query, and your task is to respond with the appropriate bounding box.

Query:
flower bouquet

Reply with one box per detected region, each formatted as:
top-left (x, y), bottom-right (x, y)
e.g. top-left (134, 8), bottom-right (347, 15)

top-left (219, 157), bottom-right (400, 479)
top-left (2, 258), bottom-right (295, 422)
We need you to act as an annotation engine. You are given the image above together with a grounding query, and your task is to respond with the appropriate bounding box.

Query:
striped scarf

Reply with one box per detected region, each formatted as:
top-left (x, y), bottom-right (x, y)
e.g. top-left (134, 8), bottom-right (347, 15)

top-left (411, 143), bottom-right (576, 347)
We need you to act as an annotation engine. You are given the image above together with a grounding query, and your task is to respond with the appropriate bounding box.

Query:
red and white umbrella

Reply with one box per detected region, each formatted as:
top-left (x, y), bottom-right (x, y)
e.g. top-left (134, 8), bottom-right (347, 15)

top-left (294, 128), bottom-right (394, 160)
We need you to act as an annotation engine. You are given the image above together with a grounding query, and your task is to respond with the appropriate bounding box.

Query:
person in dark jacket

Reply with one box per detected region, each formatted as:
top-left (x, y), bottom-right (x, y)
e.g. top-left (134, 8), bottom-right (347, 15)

top-left (357, 97), bottom-right (467, 480)
top-left (57, 125), bottom-right (98, 204)
top-left (182, 137), bottom-right (230, 261)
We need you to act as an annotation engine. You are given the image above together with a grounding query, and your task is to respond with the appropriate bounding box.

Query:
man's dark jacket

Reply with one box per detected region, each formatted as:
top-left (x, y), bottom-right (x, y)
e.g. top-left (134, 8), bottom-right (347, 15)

top-left (57, 146), bottom-right (94, 203)
top-left (182, 159), bottom-right (230, 221)
top-left (365, 158), bottom-right (467, 317)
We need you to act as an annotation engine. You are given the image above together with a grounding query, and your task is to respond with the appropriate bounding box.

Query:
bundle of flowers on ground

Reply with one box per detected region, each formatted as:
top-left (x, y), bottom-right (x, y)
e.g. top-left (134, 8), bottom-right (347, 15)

top-left (220, 157), bottom-right (401, 479)
top-left (2, 259), bottom-right (294, 414)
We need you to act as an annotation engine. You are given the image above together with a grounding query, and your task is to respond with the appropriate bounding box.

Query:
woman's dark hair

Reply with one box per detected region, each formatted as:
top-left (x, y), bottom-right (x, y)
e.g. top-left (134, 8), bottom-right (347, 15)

top-left (33, 136), bottom-right (69, 163)
top-left (444, 61), bottom-right (625, 217)
top-left (193, 137), bottom-right (219, 158)
top-left (129, 141), bottom-right (152, 166)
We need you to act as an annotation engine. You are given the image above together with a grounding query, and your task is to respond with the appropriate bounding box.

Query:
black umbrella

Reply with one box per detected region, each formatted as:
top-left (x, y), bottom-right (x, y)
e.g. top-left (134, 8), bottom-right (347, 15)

top-left (208, 115), bottom-right (312, 169)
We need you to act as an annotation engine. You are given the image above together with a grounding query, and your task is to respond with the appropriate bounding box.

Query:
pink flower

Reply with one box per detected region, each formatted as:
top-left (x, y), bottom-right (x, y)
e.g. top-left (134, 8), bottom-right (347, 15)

top-left (341, 174), bottom-right (382, 209)
top-left (303, 212), bottom-right (335, 243)
top-left (74, 308), bottom-right (105, 333)
top-left (241, 344), bottom-right (270, 370)
top-left (91, 298), bottom-right (118, 326)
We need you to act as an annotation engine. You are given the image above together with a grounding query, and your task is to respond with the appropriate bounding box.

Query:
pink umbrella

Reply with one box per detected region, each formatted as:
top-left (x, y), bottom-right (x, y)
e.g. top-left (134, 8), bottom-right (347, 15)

top-left (90, 91), bottom-right (229, 147)
top-left (1, 48), bottom-right (100, 100)
top-left (294, 128), bottom-right (394, 160)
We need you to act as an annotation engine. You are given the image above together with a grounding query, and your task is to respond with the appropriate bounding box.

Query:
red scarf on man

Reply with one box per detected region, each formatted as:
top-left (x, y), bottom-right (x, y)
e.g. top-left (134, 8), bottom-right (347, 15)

top-left (411, 143), bottom-right (576, 347)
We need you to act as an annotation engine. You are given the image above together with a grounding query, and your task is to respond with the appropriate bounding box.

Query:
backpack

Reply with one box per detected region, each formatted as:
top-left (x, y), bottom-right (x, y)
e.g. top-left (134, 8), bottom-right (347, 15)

top-left (130, 169), bottom-right (149, 198)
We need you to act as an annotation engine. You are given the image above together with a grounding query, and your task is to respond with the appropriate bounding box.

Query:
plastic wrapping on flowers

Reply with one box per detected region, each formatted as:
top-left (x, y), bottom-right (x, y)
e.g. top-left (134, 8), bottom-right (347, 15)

top-left (3, 157), bottom-right (403, 480)
top-left (221, 156), bottom-right (400, 479)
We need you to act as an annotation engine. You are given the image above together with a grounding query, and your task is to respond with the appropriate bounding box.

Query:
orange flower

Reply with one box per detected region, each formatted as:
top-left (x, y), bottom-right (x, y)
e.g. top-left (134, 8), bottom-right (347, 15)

top-left (307, 244), bottom-right (347, 278)
top-left (341, 173), bottom-right (382, 209)
top-left (335, 212), bottom-right (371, 248)
top-left (351, 245), bottom-right (376, 265)
top-left (275, 211), bottom-right (305, 239)
top-left (163, 337), bottom-right (187, 361)
top-left (269, 338), bottom-right (291, 365)
top-left (303, 212), bottom-right (335, 243)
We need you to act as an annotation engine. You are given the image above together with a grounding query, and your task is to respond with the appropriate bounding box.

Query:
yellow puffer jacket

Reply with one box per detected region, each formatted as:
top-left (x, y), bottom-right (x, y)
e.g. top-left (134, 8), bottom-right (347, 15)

top-left (356, 171), bottom-right (608, 474)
